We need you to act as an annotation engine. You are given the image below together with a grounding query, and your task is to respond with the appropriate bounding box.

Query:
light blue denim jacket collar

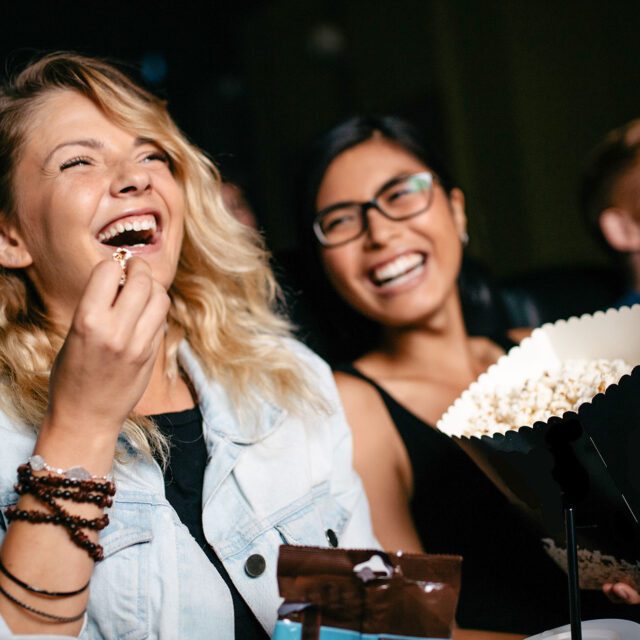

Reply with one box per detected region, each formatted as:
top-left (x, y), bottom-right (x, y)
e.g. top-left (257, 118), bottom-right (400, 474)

top-left (178, 341), bottom-right (287, 444)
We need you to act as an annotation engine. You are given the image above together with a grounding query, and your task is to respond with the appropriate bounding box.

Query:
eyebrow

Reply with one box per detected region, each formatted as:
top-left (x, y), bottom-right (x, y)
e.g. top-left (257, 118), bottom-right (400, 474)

top-left (43, 138), bottom-right (104, 167)
top-left (316, 173), bottom-right (415, 215)
top-left (42, 136), bottom-right (154, 168)
top-left (374, 173), bottom-right (412, 197)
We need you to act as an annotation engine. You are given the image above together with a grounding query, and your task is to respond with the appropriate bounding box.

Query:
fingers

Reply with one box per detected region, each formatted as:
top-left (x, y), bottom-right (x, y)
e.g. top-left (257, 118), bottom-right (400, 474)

top-left (603, 582), bottom-right (640, 604)
top-left (111, 260), bottom-right (169, 366)
top-left (72, 258), bottom-right (168, 358)
top-left (130, 279), bottom-right (171, 362)
top-left (74, 260), bottom-right (123, 320)
top-left (112, 259), bottom-right (156, 325)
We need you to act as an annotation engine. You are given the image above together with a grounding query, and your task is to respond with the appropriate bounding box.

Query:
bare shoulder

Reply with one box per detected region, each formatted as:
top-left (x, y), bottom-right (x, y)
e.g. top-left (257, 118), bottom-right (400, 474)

top-left (333, 370), bottom-right (396, 438)
top-left (334, 369), bottom-right (377, 401)
top-left (334, 370), bottom-right (418, 548)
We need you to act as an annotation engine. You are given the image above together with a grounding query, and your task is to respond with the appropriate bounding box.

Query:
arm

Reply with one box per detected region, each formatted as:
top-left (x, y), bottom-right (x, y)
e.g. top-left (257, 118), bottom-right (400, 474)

top-left (0, 259), bottom-right (169, 636)
top-left (333, 371), bottom-right (423, 553)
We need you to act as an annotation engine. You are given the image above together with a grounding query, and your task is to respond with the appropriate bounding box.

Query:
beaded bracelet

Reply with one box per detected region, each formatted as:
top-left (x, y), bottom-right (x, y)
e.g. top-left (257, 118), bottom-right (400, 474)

top-left (14, 479), bottom-right (114, 509)
top-left (5, 508), bottom-right (107, 562)
top-left (6, 461), bottom-right (115, 562)
top-left (0, 557), bottom-right (89, 597)
top-left (6, 490), bottom-right (108, 563)
top-left (14, 472), bottom-right (114, 512)
top-left (0, 583), bottom-right (85, 623)
top-left (18, 463), bottom-right (116, 497)
top-left (5, 506), bottom-right (109, 531)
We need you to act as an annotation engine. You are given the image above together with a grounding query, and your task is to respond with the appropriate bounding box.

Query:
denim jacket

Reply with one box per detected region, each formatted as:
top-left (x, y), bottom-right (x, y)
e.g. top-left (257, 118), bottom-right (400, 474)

top-left (0, 340), bottom-right (377, 639)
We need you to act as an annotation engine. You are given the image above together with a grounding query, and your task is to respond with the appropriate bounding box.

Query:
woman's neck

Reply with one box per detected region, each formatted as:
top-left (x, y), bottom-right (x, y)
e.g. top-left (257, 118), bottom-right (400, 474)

top-left (363, 290), bottom-right (478, 380)
top-left (134, 339), bottom-right (196, 416)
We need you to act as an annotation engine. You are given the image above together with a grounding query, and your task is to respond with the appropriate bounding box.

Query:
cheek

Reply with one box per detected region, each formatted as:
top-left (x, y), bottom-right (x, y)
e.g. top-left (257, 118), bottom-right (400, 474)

top-left (14, 194), bottom-right (55, 257)
top-left (321, 249), bottom-right (357, 292)
top-left (320, 249), bottom-right (374, 315)
top-left (414, 209), bottom-right (460, 257)
top-left (167, 187), bottom-right (187, 228)
top-left (170, 201), bottom-right (186, 248)
top-left (437, 221), bottom-right (463, 266)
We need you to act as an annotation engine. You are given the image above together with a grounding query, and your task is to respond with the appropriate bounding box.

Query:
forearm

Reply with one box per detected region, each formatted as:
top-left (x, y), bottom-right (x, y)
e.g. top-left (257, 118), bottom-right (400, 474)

top-left (0, 423), bottom-right (118, 636)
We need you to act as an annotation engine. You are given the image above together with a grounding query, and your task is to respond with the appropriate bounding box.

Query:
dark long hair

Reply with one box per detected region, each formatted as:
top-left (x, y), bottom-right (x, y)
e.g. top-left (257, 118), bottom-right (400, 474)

top-left (305, 115), bottom-right (455, 220)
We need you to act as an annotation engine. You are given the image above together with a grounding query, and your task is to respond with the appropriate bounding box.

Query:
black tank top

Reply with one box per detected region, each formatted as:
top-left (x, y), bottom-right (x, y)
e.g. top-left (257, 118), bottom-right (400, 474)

top-left (336, 361), bottom-right (570, 634)
top-left (152, 407), bottom-right (268, 640)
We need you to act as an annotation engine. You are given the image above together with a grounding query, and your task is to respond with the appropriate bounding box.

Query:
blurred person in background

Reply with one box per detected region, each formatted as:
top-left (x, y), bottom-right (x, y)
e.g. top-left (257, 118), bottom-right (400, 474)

top-left (581, 118), bottom-right (640, 606)
top-left (581, 118), bottom-right (640, 310)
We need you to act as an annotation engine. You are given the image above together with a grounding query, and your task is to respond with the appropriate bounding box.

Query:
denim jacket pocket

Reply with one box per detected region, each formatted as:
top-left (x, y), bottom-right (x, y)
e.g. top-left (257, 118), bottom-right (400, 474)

top-left (275, 485), bottom-right (349, 548)
top-left (89, 500), bottom-right (154, 640)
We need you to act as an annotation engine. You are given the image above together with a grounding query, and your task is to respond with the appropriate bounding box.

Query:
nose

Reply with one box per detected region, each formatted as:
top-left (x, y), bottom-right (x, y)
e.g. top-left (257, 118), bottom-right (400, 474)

top-left (363, 206), bottom-right (401, 248)
top-left (109, 160), bottom-right (152, 197)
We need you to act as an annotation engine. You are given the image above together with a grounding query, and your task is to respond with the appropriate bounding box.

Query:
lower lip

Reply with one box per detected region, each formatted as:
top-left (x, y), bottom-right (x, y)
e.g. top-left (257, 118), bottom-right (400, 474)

top-left (370, 259), bottom-right (427, 296)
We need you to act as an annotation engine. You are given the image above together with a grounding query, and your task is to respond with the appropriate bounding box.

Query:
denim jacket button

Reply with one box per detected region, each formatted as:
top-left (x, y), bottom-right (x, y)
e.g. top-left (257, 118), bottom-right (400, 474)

top-left (244, 554), bottom-right (266, 578)
top-left (326, 529), bottom-right (338, 547)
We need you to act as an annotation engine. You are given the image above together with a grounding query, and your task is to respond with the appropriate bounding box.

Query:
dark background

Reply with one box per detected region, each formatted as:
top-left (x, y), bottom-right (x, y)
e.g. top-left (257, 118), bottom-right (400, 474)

top-left (3, 0), bottom-right (640, 279)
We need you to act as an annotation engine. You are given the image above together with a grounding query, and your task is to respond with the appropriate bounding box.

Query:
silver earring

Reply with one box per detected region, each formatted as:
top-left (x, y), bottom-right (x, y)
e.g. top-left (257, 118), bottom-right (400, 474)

top-left (460, 231), bottom-right (469, 246)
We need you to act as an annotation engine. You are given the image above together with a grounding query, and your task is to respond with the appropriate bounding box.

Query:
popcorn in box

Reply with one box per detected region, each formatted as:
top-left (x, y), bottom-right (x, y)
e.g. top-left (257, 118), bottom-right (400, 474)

top-left (437, 305), bottom-right (640, 590)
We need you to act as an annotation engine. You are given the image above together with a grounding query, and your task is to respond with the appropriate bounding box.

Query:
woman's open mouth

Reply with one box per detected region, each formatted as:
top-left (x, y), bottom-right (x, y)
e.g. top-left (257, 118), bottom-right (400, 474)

top-left (97, 213), bottom-right (160, 249)
top-left (369, 252), bottom-right (427, 288)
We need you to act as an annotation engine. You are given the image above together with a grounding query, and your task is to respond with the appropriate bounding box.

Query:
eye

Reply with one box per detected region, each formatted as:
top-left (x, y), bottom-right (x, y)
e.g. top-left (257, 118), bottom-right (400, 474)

top-left (383, 175), bottom-right (431, 205)
top-left (386, 187), bottom-right (412, 203)
top-left (141, 149), bottom-right (170, 164)
top-left (59, 156), bottom-right (92, 171)
top-left (323, 211), bottom-right (357, 232)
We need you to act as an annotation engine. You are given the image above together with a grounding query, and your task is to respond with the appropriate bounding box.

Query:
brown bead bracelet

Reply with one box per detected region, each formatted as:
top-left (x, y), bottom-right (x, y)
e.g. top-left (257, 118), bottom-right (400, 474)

top-left (14, 476), bottom-right (112, 518)
top-left (5, 496), bottom-right (108, 563)
top-left (5, 506), bottom-right (109, 531)
top-left (6, 462), bottom-right (114, 562)
top-left (14, 481), bottom-right (113, 509)
top-left (17, 463), bottom-right (116, 497)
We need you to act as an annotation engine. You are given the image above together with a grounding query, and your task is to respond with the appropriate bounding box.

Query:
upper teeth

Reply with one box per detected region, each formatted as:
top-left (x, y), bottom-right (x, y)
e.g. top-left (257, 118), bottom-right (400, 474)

top-left (372, 253), bottom-right (424, 283)
top-left (98, 215), bottom-right (157, 242)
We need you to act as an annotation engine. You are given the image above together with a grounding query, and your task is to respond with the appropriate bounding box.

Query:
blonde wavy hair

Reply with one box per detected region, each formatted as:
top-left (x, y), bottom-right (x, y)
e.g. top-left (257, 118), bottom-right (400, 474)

top-left (0, 52), bottom-right (322, 459)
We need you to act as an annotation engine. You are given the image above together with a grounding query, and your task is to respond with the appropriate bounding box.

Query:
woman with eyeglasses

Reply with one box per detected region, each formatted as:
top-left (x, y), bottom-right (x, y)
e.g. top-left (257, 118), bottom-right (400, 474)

top-left (305, 116), bottom-right (568, 636)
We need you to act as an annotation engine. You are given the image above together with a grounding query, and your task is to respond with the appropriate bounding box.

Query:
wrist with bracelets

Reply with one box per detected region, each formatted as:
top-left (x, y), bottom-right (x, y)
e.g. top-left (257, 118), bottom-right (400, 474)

top-left (5, 458), bottom-right (115, 559)
top-left (0, 457), bottom-right (116, 623)
top-left (5, 460), bottom-right (115, 562)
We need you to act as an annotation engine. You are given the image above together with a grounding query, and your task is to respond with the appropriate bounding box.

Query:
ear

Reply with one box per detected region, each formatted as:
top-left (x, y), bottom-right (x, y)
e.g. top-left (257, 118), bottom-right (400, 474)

top-left (599, 208), bottom-right (640, 252)
top-left (449, 187), bottom-right (467, 238)
top-left (0, 216), bottom-right (33, 269)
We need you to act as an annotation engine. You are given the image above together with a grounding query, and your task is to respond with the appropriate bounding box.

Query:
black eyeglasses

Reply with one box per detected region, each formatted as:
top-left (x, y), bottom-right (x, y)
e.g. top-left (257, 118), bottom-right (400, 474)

top-left (313, 171), bottom-right (436, 247)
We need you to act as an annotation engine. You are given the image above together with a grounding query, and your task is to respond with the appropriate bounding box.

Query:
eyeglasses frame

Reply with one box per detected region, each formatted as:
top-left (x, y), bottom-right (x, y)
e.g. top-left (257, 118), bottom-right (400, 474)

top-left (313, 171), bottom-right (436, 248)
